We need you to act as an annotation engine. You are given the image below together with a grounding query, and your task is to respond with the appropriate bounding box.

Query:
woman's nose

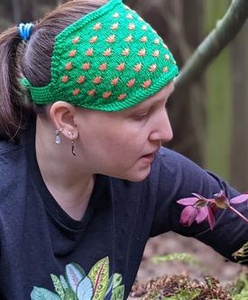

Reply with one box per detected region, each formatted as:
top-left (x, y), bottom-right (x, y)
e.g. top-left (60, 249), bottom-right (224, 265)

top-left (149, 110), bottom-right (173, 143)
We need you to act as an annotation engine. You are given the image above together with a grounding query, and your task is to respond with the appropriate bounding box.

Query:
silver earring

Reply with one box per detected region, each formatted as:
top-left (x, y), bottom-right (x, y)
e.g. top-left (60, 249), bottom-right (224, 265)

top-left (71, 140), bottom-right (76, 156)
top-left (55, 129), bottom-right (61, 144)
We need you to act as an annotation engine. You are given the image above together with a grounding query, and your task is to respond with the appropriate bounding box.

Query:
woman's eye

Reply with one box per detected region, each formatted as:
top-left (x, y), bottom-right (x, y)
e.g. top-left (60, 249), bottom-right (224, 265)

top-left (132, 111), bottom-right (150, 120)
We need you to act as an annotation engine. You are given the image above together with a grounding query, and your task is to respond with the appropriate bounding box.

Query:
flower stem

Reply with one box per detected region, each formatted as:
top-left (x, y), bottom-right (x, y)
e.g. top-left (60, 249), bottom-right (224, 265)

top-left (228, 205), bottom-right (248, 223)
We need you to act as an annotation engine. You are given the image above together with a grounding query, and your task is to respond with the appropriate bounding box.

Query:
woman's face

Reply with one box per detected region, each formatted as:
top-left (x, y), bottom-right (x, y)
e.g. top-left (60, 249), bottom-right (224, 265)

top-left (74, 82), bottom-right (174, 181)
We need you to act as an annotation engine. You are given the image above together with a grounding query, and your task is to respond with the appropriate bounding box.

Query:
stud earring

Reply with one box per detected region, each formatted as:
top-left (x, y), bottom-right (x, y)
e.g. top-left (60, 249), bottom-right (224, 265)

top-left (55, 129), bottom-right (61, 144)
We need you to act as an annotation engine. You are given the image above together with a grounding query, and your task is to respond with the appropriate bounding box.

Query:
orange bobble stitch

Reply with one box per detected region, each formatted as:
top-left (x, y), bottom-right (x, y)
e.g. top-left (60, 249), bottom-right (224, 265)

top-left (113, 12), bottom-right (120, 18)
top-left (116, 63), bottom-right (125, 71)
top-left (72, 36), bottom-right (80, 44)
top-left (93, 23), bottom-right (102, 30)
top-left (127, 79), bottom-right (136, 87)
top-left (140, 36), bottom-right (148, 43)
top-left (122, 48), bottom-right (130, 56)
top-left (69, 50), bottom-right (77, 57)
top-left (103, 91), bottom-right (112, 99)
top-left (111, 23), bottom-right (119, 30)
top-left (163, 67), bottom-right (168, 73)
top-left (127, 13), bottom-right (133, 19)
top-left (149, 64), bottom-right (157, 72)
top-left (82, 63), bottom-right (90, 70)
top-left (134, 63), bottom-right (142, 72)
top-left (154, 38), bottom-right (160, 45)
top-left (106, 35), bottom-right (116, 43)
top-left (142, 80), bottom-right (152, 89)
top-left (99, 63), bottom-right (107, 71)
top-left (118, 93), bottom-right (126, 100)
top-left (165, 54), bottom-right (170, 60)
top-left (88, 90), bottom-right (95, 96)
top-left (73, 89), bottom-right (80, 96)
top-left (128, 23), bottom-right (135, 30)
top-left (103, 48), bottom-right (112, 56)
top-left (93, 76), bottom-right (102, 85)
top-left (153, 50), bottom-right (160, 57)
top-left (85, 48), bottom-right (94, 56)
top-left (125, 35), bottom-right (133, 42)
top-left (89, 36), bottom-right (98, 43)
top-left (111, 77), bottom-right (119, 85)
top-left (77, 76), bottom-right (85, 84)
top-left (142, 25), bottom-right (148, 31)
top-left (61, 76), bottom-right (68, 83)
top-left (138, 49), bottom-right (146, 56)
top-left (65, 62), bottom-right (73, 70)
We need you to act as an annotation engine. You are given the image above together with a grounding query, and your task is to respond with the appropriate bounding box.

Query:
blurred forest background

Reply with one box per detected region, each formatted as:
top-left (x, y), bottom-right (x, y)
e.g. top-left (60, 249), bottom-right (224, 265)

top-left (0, 0), bottom-right (248, 191)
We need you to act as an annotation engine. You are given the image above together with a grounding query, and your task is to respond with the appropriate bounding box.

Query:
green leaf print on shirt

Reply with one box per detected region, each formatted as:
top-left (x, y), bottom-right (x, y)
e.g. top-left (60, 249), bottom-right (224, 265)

top-left (31, 256), bottom-right (124, 300)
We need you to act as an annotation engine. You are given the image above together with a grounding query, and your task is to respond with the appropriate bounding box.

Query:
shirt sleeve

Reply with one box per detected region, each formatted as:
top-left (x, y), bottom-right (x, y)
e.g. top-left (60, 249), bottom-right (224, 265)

top-left (150, 147), bottom-right (248, 263)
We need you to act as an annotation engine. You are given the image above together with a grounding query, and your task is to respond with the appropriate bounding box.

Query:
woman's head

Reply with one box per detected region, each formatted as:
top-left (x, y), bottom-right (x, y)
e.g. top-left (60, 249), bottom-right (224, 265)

top-left (23, 0), bottom-right (178, 111)
top-left (46, 81), bottom-right (174, 182)
top-left (0, 0), bottom-right (107, 140)
top-left (0, 0), bottom-right (178, 141)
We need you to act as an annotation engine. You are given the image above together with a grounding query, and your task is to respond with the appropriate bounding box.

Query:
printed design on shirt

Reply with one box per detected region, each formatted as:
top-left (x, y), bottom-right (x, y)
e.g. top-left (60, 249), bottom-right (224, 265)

top-left (30, 256), bottom-right (124, 299)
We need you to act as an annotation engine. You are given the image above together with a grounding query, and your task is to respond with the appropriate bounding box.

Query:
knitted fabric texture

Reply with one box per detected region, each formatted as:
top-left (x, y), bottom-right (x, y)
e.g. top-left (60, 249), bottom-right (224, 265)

top-left (22, 0), bottom-right (179, 111)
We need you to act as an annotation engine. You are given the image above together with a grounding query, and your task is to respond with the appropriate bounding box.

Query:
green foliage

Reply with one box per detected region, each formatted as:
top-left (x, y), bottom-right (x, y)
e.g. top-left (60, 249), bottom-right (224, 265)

top-left (162, 289), bottom-right (201, 300)
top-left (231, 272), bottom-right (248, 300)
top-left (139, 274), bottom-right (232, 300)
top-left (136, 251), bottom-right (248, 299)
top-left (150, 252), bottom-right (200, 266)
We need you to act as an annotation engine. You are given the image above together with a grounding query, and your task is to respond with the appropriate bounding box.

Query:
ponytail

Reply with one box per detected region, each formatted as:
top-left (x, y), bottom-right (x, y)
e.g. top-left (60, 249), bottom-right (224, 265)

top-left (0, 0), bottom-right (108, 141)
top-left (0, 27), bottom-right (31, 141)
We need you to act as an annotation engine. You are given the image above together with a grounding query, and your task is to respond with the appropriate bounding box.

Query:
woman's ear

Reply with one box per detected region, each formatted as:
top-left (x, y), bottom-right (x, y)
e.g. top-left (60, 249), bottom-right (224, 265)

top-left (49, 101), bottom-right (79, 140)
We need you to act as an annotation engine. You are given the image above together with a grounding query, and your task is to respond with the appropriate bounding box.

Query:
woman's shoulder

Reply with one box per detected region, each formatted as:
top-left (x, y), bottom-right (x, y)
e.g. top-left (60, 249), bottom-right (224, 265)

top-left (0, 138), bottom-right (23, 161)
top-left (0, 139), bottom-right (27, 184)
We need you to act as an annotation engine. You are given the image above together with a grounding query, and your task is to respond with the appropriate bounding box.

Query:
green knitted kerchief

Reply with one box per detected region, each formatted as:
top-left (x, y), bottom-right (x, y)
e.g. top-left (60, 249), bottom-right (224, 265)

top-left (23, 0), bottom-right (179, 111)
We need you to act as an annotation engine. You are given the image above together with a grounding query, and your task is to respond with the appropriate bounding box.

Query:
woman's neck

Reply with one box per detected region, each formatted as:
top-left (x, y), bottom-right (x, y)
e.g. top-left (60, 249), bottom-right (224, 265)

top-left (35, 117), bottom-right (95, 221)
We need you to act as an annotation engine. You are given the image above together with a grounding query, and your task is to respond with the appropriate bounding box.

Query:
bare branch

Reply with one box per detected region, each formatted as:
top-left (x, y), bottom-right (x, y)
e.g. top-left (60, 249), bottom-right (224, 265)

top-left (175, 0), bottom-right (248, 90)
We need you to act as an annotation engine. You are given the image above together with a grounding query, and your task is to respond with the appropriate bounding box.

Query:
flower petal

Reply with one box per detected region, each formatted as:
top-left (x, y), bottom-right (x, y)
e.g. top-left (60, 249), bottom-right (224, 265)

top-left (207, 206), bottom-right (216, 230)
top-left (195, 207), bottom-right (208, 224)
top-left (177, 197), bottom-right (198, 206)
top-left (180, 206), bottom-right (197, 227)
top-left (230, 194), bottom-right (248, 204)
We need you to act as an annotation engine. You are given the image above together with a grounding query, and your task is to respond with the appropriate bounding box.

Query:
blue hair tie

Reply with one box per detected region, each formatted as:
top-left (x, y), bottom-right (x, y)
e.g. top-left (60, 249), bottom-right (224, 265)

top-left (17, 22), bottom-right (34, 42)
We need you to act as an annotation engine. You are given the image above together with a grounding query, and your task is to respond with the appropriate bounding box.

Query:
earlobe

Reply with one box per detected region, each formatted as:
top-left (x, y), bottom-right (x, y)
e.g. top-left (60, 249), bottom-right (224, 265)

top-left (49, 101), bottom-right (78, 140)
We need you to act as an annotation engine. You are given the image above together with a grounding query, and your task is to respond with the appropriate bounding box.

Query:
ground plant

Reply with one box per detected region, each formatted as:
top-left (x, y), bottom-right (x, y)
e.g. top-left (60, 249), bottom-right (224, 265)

top-left (130, 191), bottom-right (248, 299)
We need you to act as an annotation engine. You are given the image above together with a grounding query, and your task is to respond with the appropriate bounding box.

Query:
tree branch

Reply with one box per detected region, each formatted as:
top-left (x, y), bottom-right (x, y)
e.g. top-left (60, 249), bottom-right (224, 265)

top-left (175, 0), bottom-right (248, 90)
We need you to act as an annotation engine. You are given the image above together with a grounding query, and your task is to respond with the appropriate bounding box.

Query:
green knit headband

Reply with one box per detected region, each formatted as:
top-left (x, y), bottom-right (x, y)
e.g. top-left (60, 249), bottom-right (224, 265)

top-left (22, 0), bottom-right (179, 111)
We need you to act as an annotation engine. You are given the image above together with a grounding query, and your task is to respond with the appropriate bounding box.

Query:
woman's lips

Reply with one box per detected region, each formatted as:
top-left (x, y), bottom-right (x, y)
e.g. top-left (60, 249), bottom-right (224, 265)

top-left (139, 153), bottom-right (155, 164)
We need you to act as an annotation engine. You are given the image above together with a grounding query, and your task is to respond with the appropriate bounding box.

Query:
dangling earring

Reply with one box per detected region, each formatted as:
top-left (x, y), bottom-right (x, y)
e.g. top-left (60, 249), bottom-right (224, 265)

top-left (71, 140), bottom-right (76, 156)
top-left (55, 129), bottom-right (61, 144)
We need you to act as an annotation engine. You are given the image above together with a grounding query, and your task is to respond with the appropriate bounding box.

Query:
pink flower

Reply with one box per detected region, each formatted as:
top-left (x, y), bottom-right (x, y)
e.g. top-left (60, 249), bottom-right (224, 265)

top-left (177, 194), bottom-right (216, 229)
top-left (177, 190), bottom-right (248, 231)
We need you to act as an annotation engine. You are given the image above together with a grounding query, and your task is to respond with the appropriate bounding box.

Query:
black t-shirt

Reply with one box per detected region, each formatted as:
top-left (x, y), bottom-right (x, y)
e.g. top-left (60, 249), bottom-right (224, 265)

top-left (0, 123), bottom-right (247, 299)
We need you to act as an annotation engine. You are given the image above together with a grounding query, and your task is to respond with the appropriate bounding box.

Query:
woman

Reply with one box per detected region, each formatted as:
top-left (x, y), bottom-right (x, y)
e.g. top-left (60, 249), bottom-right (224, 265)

top-left (0, 0), bottom-right (247, 299)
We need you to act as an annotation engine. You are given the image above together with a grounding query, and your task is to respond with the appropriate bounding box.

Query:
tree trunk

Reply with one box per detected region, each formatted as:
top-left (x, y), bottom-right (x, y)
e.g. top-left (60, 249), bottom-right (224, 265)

top-left (230, 21), bottom-right (248, 190)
